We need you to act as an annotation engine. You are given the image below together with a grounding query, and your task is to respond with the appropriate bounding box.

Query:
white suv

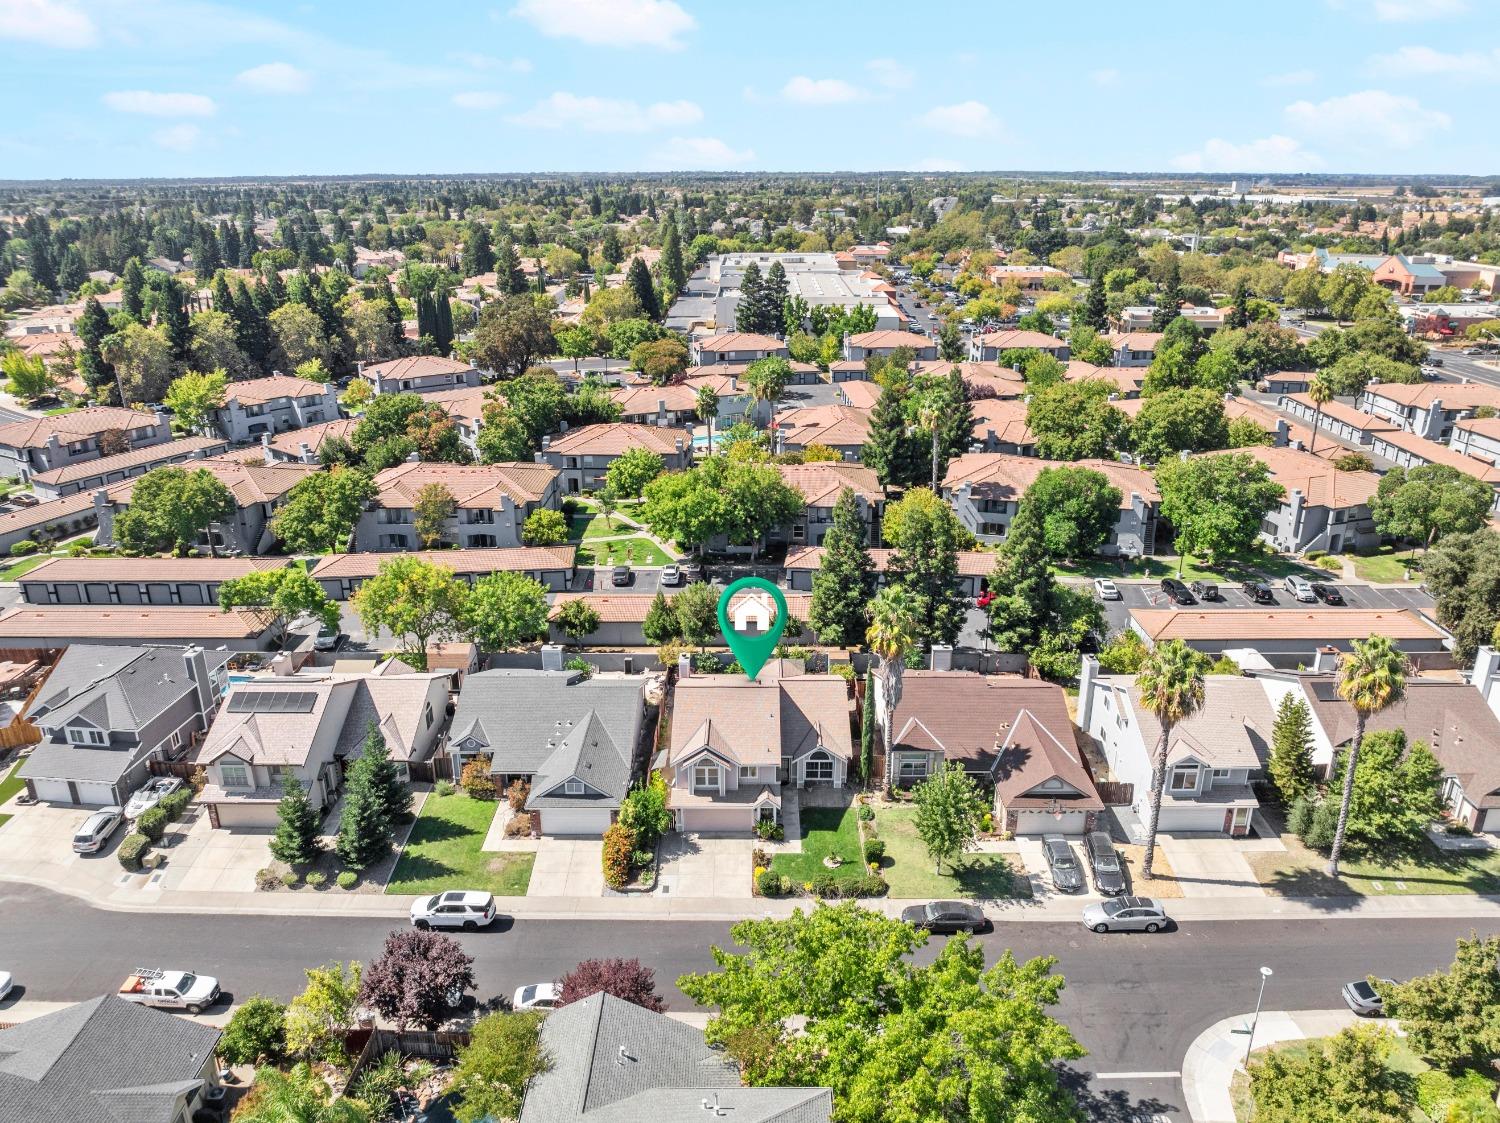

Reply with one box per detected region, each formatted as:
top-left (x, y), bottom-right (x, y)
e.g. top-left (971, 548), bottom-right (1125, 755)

top-left (1284, 575), bottom-right (1317, 603)
top-left (410, 890), bottom-right (498, 931)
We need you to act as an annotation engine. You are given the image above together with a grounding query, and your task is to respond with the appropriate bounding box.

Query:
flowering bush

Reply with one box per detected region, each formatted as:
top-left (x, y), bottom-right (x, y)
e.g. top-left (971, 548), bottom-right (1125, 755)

top-left (602, 823), bottom-right (636, 889)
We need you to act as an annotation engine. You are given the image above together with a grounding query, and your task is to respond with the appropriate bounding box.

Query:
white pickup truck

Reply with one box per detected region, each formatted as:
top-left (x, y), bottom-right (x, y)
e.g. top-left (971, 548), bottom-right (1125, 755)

top-left (117, 968), bottom-right (221, 1013)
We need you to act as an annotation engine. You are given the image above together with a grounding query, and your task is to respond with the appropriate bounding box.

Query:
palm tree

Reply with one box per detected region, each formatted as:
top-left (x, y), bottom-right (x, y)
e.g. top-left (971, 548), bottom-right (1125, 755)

top-left (695, 385), bottom-right (720, 456)
top-left (1327, 635), bottom-right (1408, 877)
top-left (866, 584), bottom-right (922, 794)
top-left (918, 394), bottom-right (944, 494)
top-left (1306, 372), bottom-right (1333, 455)
top-left (1137, 639), bottom-right (1207, 879)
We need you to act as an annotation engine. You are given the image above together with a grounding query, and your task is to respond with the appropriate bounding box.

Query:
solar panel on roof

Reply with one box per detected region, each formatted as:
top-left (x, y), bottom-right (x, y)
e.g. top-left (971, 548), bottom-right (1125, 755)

top-left (226, 690), bottom-right (318, 713)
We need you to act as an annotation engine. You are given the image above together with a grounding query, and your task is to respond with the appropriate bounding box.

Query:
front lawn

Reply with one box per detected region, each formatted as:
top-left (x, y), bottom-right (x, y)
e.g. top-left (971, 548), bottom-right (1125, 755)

top-left (875, 807), bottom-right (1031, 900)
top-left (0, 552), bottom-right (58, 582)
top-left (1247, 833), bottom-right (1500, 897)
top-left (0, 758), bottom-right (24, 828)
top-left (771, 806), bottom-right (867, 886)
top-left (386, 792), bottom-right (534, 896)
top-left (1351, 546), bottom-right (1422, 584)
top-left (1229, 1034), bottom-right (1439, 1122)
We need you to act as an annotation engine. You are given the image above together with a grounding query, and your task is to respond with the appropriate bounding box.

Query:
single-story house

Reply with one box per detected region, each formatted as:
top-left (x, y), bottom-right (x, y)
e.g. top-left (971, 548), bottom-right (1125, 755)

top-left (1128, 607), bottom-right (1450, 667)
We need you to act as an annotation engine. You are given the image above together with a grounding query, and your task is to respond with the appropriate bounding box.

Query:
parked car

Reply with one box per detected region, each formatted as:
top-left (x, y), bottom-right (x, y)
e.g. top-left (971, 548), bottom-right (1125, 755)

top-left (1093, 578), bottom-right (1121, 601)
top-left (1430, 356), bottom-right (1444, 367)
top-left (1189, 580), bottom-right (1219, 601)
top-left (1241, 580), bottom-right (1275, 604)
top-left (899, 900), bottom-right (989, 934)
top-left (677, 559), bottom-right (702, 582)
top-left (513, 983), bottom-right (560, 1010)
top-left (124, 777), bottom-right (182, 820)
top-left (1284, 575), bottom-right (1317, 603)
top-left (1085, 830), bottom-right (1127, 896)
top-left (659, 564), bottom-right (681, 586)
top-left (1311, 583), bottom-right (1345, 605)
top-left (1041, 835), bottom-right (1085, 893)
top-left (10, 494), bottom-right (39, 508)
top-left (72, 806), bottom-right (123, 854)
top-left (117, 968), bottom-right (221, 1014)
top-left (611, 565), bottom-right (632, 587)
top-left (313, 623), bottom-right (343, 652)
top-left (1082, 896), bottom-right (1170, 933)
top-left (1341, 978), bottom-right (1393, 1016)
top-left (410, 890), bottom-right (498, 931)
top-left (1160, 578), bottom-right (1195, 605)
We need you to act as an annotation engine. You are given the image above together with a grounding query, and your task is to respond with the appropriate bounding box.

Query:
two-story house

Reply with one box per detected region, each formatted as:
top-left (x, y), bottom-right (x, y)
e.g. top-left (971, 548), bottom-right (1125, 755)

top-left (263, 418), bottom-right (360, 463)
top-left (536, 423), bottom-right (693, 494)
top-left (1105, 331), bottom-right (1163, 367)
top-left (942, 452), bottom-right (1161, 554)
top-left (19, 644), bottom-right (229, 807)
top-left (611, 371), bottom-right (758, 429)
top-left (772, 461), bottom-right (883, 547)
top-left (1234, 445), bottom-right (1378, 555)
top-left (967, 329), bottom-right (1070, 363)
top-left (843, 330), bottom-right (938, 363)
top-left (969, 398), bottom-right (1037, 455)
top-left (688, 332), bottom-right (787, 365)
top-left (0, 407), bottom-right (171, 482)
top-left (874, 669), bottom-right (1103, 835)
top-left (666, 661), bottom-right (851, 832)
top-left (359, 355), bottom-right (483, 395)
top-left (447, 668), bottom-right (647, 836)
top-left (1358, 383), bottom-right (1500, 442)
top-left (198, 671), bottom-right (450, 827)
top-left (773, 405), bottom-right (872, 461)
top-left (1278, 392), bottom-right (1397, 448)
top-left (355, 461), bottom-right (562, 551)
top-left (213, 374), bottom-right (341, 443)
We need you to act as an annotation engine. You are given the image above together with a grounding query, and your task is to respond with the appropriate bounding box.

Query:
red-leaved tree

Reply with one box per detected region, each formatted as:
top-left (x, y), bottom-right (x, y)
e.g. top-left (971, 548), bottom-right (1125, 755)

top-left (359, 929), bottom-right (476, 1031)
top-left (555, 958), bottom-right (665, 1012)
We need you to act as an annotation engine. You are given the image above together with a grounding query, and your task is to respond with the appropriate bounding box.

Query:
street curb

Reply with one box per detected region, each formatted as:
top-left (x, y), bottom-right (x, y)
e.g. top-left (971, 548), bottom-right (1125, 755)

top-left (1181, 1009), bottom-right (1358, 1123)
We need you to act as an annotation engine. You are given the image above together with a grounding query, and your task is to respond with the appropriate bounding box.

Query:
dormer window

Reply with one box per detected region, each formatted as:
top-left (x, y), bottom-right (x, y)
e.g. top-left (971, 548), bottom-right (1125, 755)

top-left (564, 779), bottom-right (584, 795)
top-left (66, 727), bottom-right (107, 746)
top-left (692, 761), bottom-right (720, 793)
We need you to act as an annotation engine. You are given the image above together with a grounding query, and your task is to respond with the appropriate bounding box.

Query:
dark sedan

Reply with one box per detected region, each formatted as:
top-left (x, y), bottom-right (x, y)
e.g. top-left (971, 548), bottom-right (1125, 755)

top-left (1160, 578), bottom-right (1195, 605)
top-left (1311, 583), bottom-right (1345, 605)
top-left (900, 900), bottom-right (989, 934)
top-left (1042, 835), bottom-right (1085, 893)
top-left (611, 566), bottom-right (632, 587)
top-left (1241, 580), bottom-right (1276, 604)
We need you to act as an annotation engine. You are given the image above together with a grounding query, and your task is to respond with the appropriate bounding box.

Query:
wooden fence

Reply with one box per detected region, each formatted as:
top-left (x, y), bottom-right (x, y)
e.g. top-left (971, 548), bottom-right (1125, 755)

top-left (1095, 781), bottom-right (1135, 806)
top-left (147, 759), bottom-right (201, 780)
top-left (407, 755), bottom-right (454, 783)
top-left (343, 1026), bottom-right (471, 1094)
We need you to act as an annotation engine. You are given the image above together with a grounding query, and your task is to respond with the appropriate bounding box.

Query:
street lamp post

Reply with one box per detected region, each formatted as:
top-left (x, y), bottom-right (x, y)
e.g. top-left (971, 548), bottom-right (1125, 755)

top-left (1244, 965), bottom-right (1274, 1068)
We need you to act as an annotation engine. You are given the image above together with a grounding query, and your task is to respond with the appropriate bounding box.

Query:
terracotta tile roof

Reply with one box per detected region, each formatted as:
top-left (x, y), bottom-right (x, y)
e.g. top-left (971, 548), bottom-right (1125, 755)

top-left (312, 546), bottom-right (575, 579)
top-left (1372, 429), bottom-right (1500, 484)
top-left (222, 374), bottom-right (332, 405)
top-left (550, 591), bottom-right (813, 623)
top-left (1065, 363), bottom-right (1143, 395)
top-left (419, 385), bottom-right (488, 427)
top-left (161, 456), bottom-right (318, 506)
top-left (373, 461), bottom-right (559, 507)
top-left (1106, 331), bottom-right (1164, 351)
top-left (915, 360), bottom-right (1026, 394)
top-left (1232, 445), bottom-right (1377, 508)
top-left (970, 398), bottom-right (1035, 445)
top-left (693, 332), bottom-right (784, 352)
top-left (361, 355), bottom-right (475, 381)
top-left (266, 418), bottom-right (359, 457)
top-left (13, 331), bottom-right (75, 358)
top-left (836, 380), bottom-right (882, 409)
top-left (1130, 608), bottom-right (1441, 643)
top-left (0, 490), bottom-right (99, 536)
top-left (775, 461), bottom-right (882, 506)
top-left (784, 545), bottom-right (994, 577)
top-left (1282, 393), bottom-right (1396, 433)
top-left (847, 330), bottom-right (931, 349)
top-left (0, 406), bottom-right (160, 450)
top-left (1364, 382), bottom-right (1500, 410)
top-left (544, 422), bottom-right (691, 457)
top-left (19, 556), bottom-right (286, 583)
top-left (0, 604), bottom-right (276, 640)
top-left (774, 405), bottom-right (871, 449)
top-left (668, 670), bottom-right (852, 769)
top-left (944, 452), bottom-right (1158, 506)
top-left (975, 329), bottom-right (1068, 351)
top-left (1453, 416), bottom-right (1500, 441)
top-left (29, 435), bottom-right (228, 487)
top-left (611, 373), bottom-right (744, 418)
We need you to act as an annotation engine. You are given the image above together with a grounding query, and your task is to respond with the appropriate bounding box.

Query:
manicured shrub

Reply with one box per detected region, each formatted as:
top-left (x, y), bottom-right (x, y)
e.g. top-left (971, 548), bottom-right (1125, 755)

top-left (460, 754), bottom-right (496, 800)
top-left (753, 819), bottom-right (784, 841)
top-left (602, 823), bottom-right (635, 889)
top-left (337, 870), bottom-right (358, 890)
top-left (159, 788), bottom-right (192, 820)
top-left (863, 838), bottom-right (886, 864)
top-left (847, 875), bottom-right (889, 898)
top-left (810, 873), bottom-right (842, 898)
top-left (434, 779), bottom-right (456, 798)
top-left (757, 868), bottom-right (785, 896)
top-left (135, 806), bottom-right (168, 842)
top-left (281, 870), bottom-right (300, 888)
top-left (8, 539), bottom-right (39, 556)
top-left (117, 833), bottom-right (150, 870)
top-left (630, 848), bottom-right (655, 870)
top-left (304, 871), bottom-right (327, 888)
top-left (857, 805), bottom-right (875, 822)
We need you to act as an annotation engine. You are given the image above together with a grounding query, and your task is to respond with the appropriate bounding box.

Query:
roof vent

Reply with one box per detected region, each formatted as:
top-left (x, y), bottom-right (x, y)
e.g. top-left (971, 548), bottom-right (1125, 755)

top-left (617, 1044), bottom-right (636, 1065)
top-left (702, 1094), bottom-right (731, 1116)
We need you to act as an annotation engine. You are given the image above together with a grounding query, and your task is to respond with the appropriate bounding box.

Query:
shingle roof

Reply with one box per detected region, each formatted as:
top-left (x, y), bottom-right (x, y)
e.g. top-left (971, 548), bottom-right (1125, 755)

top-left (19, 556), bottom-right (285, 585)
top-left (372, 461), bottom-right (560, 507)
top-left (198, 678), bottom-right (351, 769)
top-left (221, 374), bottom-right (332, 405)
top-left (544, 423), bottom-right (692, 457)
top-left (333, 674), bottom-right (448, 764)
top-left (27, 644), bottom-right (226, 735)
top-left (0, 994), bottom-right (219, 1123)
top-left (520, 992), bottom-right (831, 1123)
top-left (1113, 674), bottom-right (1275, 769)
top-left (29, 436), bottom-right (228, 488)
top-left (774, 461), bottom-right (882, 506)
top-left (0, 407), bottom-right (160, 450)
top-left (970, 398), bottom-right (1035, 445)
top-left (312, 547), bottom-right (575, 580)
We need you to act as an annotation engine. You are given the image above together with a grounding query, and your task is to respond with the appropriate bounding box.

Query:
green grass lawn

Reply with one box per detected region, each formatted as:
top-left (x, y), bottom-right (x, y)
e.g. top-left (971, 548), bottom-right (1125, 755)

top-left (0, 758), bottom-right (26, 829)
top-left (876, 807), bottom-right (1031, 900)
top-left (771, 806), bottom-right (868, 886)
top-left (1229, 1034), bottom-right (1437, 1122)
top-left (386, 792), bottom-right (535, 896)
top-left (1247, 837), bottom-right (1500, 897)
top-left (1351, 546), bottom-right (1423, 584)
top-left (1053, 550), bottom-right (1323, 584)
top-left (0, 552), bottom-right (57, 582)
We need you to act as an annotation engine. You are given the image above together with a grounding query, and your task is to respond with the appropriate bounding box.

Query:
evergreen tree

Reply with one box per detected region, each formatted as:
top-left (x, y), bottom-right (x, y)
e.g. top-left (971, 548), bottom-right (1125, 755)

top-left (151, 275), bottom-right (191, 360)
top-left (461, 222), bottom-right (495, 278)
top-left (764, 260), bottom-right (790, 318)
top-left (642, 590), bottom-right (680, 646)
top-left (885, 491), bottom-right (966, 648)
top-left (661, 216), bottom-right (686, 293)
top-left (121, 257), bottom-right (145, 321)
top-left (627, 257), bottom-right (660, 320)
top-left (374, 272), bottom-right (403, 336)
top-left (601, 226), bottom-right (623, 268)
top-left (359, 721), bottom-right (413, 826)
top-left (1151, 256), bottom-right (1183, 332)
top-left (734, 261), bottom-right (765, 333)
top-left (76, 296), bottom-right (116, 397)
top-left (238, 218), bottom-right (257, 266)
top-left (211, 271), bottom-right (237, 326)
top-left (809, 487), bottom-right (876, 646)
top-left (496, 239), bottom-right (524, 295)
top-left (269, 772), bottom-right (322, 866)
top-left (1268, 694), bottom-right (1316, 805)
top-left (335, 753), bottom-right (391, 870)
top-left (861, 381), bottom-right (924, 494)
top-left (985, 505), bottom-right (1055, 651)
top-left (1225, 276), bottom-right (1250, 330)
top-left (57, 245), bottom-right (86, 293)
top-left (1081, 273), bottom-right (1107, 331)
top-left (937, 367), bottom-right (975, 469)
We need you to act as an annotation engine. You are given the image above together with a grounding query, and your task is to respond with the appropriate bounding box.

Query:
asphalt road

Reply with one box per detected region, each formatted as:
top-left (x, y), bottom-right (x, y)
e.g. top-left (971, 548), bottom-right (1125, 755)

top-left (2, 884), bottom-right (1495, 1121)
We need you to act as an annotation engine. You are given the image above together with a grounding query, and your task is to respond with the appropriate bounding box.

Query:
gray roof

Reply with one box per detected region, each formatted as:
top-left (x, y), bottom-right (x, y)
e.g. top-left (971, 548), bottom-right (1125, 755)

top-left (28, 645), bottom-right (228, 733)
top-left (450, 671), bottom-right (645, 809)
top-left (21, 740), bottom-right (140, 784)
top-left (520, 993), bottom-right (831, 1123)
top-left (0, 995), bottom-right (220, 1123)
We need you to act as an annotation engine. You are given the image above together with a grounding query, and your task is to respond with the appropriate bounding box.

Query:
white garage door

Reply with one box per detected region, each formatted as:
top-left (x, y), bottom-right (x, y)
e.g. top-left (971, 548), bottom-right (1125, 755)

top-left (213, 802), bottom-right (278, 829)
top-left (29, 778), bottom-right (74, 804)
top-left (73, 780), bottom-right (118, 807)
top-left (1014, 811), bottom-right (1089, 836)
top-left (540, 808), bottom-right (612, 836)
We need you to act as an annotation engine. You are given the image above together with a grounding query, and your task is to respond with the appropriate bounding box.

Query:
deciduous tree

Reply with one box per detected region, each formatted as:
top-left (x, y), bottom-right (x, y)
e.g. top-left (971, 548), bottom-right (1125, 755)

top-left (912, 763), bottom-right (986, 872)
top-left (556, 958), bottom-right (665, 1011)
top-left (521, 507), bottom-right (569, 546)
top-left (1371, 463), bottom-right (1494, 551)
top-left (450, 1012), bottom-right (548, 1123)
top-left (113, 466), bottom-right (237, 557)
top-left (359, 929), bottom-right (475, 1031)
top-left (1021, 466), bottom-right (1121, 559)
top-left (1379, 932), bottom-right (1500, 1071)
top-left (883, 488), bottom-right (966, 648)
top-left (1327, 637), bottom-right (1408, 877)
top-left (1026, 380), bottom-right (1128, 461)
top-left (272, 467), bottom-right (377, 553)
top-left (605, 447), bottom-right (665, 497)
top-left (1154, 452), bottom-right (1285, 571)
top-left (351, 556), bottom-right (469, 670)
top-left (464, 571), bottom-right (550, 651)
top-left (1248, 1024), bottom-right (1409, 1123)
top-left (218, 565), bottom-right (339, 648)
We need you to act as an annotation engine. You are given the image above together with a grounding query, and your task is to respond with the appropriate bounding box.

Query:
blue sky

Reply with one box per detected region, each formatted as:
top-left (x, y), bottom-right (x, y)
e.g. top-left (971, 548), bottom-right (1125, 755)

top-left (1, 0), bottom-right (1496, 179)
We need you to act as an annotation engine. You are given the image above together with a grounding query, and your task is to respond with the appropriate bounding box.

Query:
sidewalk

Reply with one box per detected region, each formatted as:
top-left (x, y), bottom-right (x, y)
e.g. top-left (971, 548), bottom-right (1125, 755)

top-left (1181, 1008), bottom-right (1359, 1122)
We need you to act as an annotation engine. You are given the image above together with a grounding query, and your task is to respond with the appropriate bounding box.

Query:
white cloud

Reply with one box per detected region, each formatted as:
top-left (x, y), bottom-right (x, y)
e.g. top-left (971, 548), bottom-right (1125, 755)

top-left (649, 136), bottom-right (755, 169)
top-left (451, 51), bottom-right (532, 73)
top-left (102, 90), bottom-right (217, 117)
top-left (782, 76), bottom-right (866, 105)
top-left (1262, 69), bottom-right (1317, 87)
top-left (1090, 68), bottom-right (1119, 86)
top-left (912, 157), bottom-right (966, 172)
top-left (453, 90), bottom-right (506, 110)
top-left (919, 100), bottom-right (1002, 138)
top-left (866, 58), bottom-right (913, 89)
top-left (152, 123), bottom-right (202, 152)
top-left (235, 61), bottom-right (311, 94)
top-left (1370, 0), bottom-right (1466, 19)
top-left (507, 91), bottom-right (702, 132)
top-left (0, 0), bottom-right (96, 47)
top-left (1369, 45), bottom-right (1500, 81)
top-left (1171, 134), bottom-right (1323, 172)
top-left (1285, 89), bottom-right (1451, 148)
top-left (508, 0), bottom-right (694, 48)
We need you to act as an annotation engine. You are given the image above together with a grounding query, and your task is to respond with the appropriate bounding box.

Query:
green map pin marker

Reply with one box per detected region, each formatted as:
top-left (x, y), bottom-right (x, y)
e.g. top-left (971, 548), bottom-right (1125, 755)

top-left (716, 576), bottom-right (788, 682)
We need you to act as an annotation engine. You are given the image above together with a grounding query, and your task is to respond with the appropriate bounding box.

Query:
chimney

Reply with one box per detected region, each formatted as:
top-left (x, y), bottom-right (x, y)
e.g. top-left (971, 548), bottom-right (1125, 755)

top-left (541, 644), bottom-right (564, 672)
top-left (1273, 419), bottom-right (1289, 447)
top-left (270, 652), bottom-right (295, 677)
top-left (541, 435), bottom-right (551, 451)
top-left (404, 449), bottom-right (420, 463)
top-left (153, 409), bottom-right (169, 429)
top-left (259, 432), bottom-right (273, 463)
top-left (1312, 645), bottom-right (1339, 674)
top-left (729, 375), bottom-right (738, 391)
top-left (679, 652), bottom-right (693, 678)
top-left (1290, 438), bottom-right (1305, 451)
top-left (1079, 655), bottom-right (1100, 721)
top-left (183, 645), bottom-right (214, 718)
top-left (930, 644), bottom-right (953, 672)
top-left (299, 442), bottom-right (314, 464)
top-left (356, 361), bottom-right (365, 377)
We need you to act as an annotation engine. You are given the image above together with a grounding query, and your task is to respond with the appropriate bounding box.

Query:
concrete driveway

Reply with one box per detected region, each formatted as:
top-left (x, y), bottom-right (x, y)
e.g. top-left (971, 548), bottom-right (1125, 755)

top-left (527, 838), bottom-right (603, 898)
top-left (155, 812), bottom-right (270, 893)
top-left (0, 802), bottom-right (128, 897)
top-left (655, 833), bottom-right (752, 899)
top-left (1158, 836), bottom-right (1276, 898)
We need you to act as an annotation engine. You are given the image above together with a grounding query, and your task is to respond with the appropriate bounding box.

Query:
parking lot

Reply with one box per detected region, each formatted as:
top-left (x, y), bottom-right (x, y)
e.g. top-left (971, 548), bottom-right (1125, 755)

top-left (1086, 578), bottom-right (1437, 637)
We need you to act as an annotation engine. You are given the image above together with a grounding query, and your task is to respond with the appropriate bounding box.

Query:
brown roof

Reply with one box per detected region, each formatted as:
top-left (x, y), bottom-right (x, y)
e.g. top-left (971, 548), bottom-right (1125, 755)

top-left (1065, 363), bottom-right (1143, 395)
top-left (29, 435), bottom-right (229, 487)
top-left (611, 373), bottom-right (744, 418)
top-left (544, 422), bottom-right (691, 457)
top-left (1131, 608), bottom-right (1441, 643)
top-left (1372, 429), bottom-right (1500, 484)
top-left (1364, 382), bottom-right (1500, 410)
top-left (372, 461), bottom-right (559, 507)
top-left (1106, 331), bottom-right (1164, 351)
top-left (836, 380), bottom-right (882, 409)
top-left (1453, 416), bottom-right (1500, 442)
top-left (970, 398), bottom-right (1035, 445)
top-left (266, 418), bottom-right (360, 457)
top-left (774, 405), bottom-right (872, 449)
top-left (975, 329), bottom-right (1067, 351)
top-left (19, 556), bottom-right (286, 584)
top-left (0, 490), bottom-right (99, 537)
top-left (1282, 393), bottom-right (1397, 433)
top-left (944, 452), bottom-right (1157, 506)
top-left (694, 332), bottom-right (784, 352)
top-left (784, 545), bottom-right (994, 577)
top-left (311, 546), bottom-right (576, 580)
top-left (1233, 445), bottom-right (1376, 508)
top-left (361, 355), bottom-right (474, 381)
top-left (222, 374), bottom-right (331, 405)
top-left (0, 406), bottom-right (161, 450)
top-left (890, 671), bottom-right (1101, 808)
top-left (109, 456), bottom-right (318, 507)
top-left (0, 605), bottom-right (276, 640)
top-left (1221, 397), bottom-right (1320, 450)
top-left (669, 668), bottom-right (852, 769)
top-left (775, 461), bottom-right (882, 506)
top-left (550, 591), bottom-right (813, 623)
top-left (418, 385), bottom-right (488, 427)
top-left (848, 330), bottom-right (931, 349)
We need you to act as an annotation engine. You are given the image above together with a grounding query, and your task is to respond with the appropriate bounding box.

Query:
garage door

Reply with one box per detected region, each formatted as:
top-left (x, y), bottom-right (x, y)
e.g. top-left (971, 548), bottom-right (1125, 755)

top-left (538, 808), bottom-right (612, 836)
top-left (680, 807), bottom-right (752, 834)
top-left (213, 802), bottom-right (278, 829)
top-left (73, 780), bottom-right (118, 807)
top-left (1014, 811), bottom-right (1088, 836)
top-left (29, 778), bottom-right (75, 804)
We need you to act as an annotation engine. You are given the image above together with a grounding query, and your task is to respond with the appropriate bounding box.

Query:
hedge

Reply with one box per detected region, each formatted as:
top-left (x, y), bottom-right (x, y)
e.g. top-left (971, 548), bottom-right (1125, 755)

top-left (135, 806), bottom-right (167, 842)
top-left (602, 823), bottom-right (635, 889)
top-left (159, 788), bottom-right (193, 820)
top-left (118, 833), bottom-right (150, 871)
